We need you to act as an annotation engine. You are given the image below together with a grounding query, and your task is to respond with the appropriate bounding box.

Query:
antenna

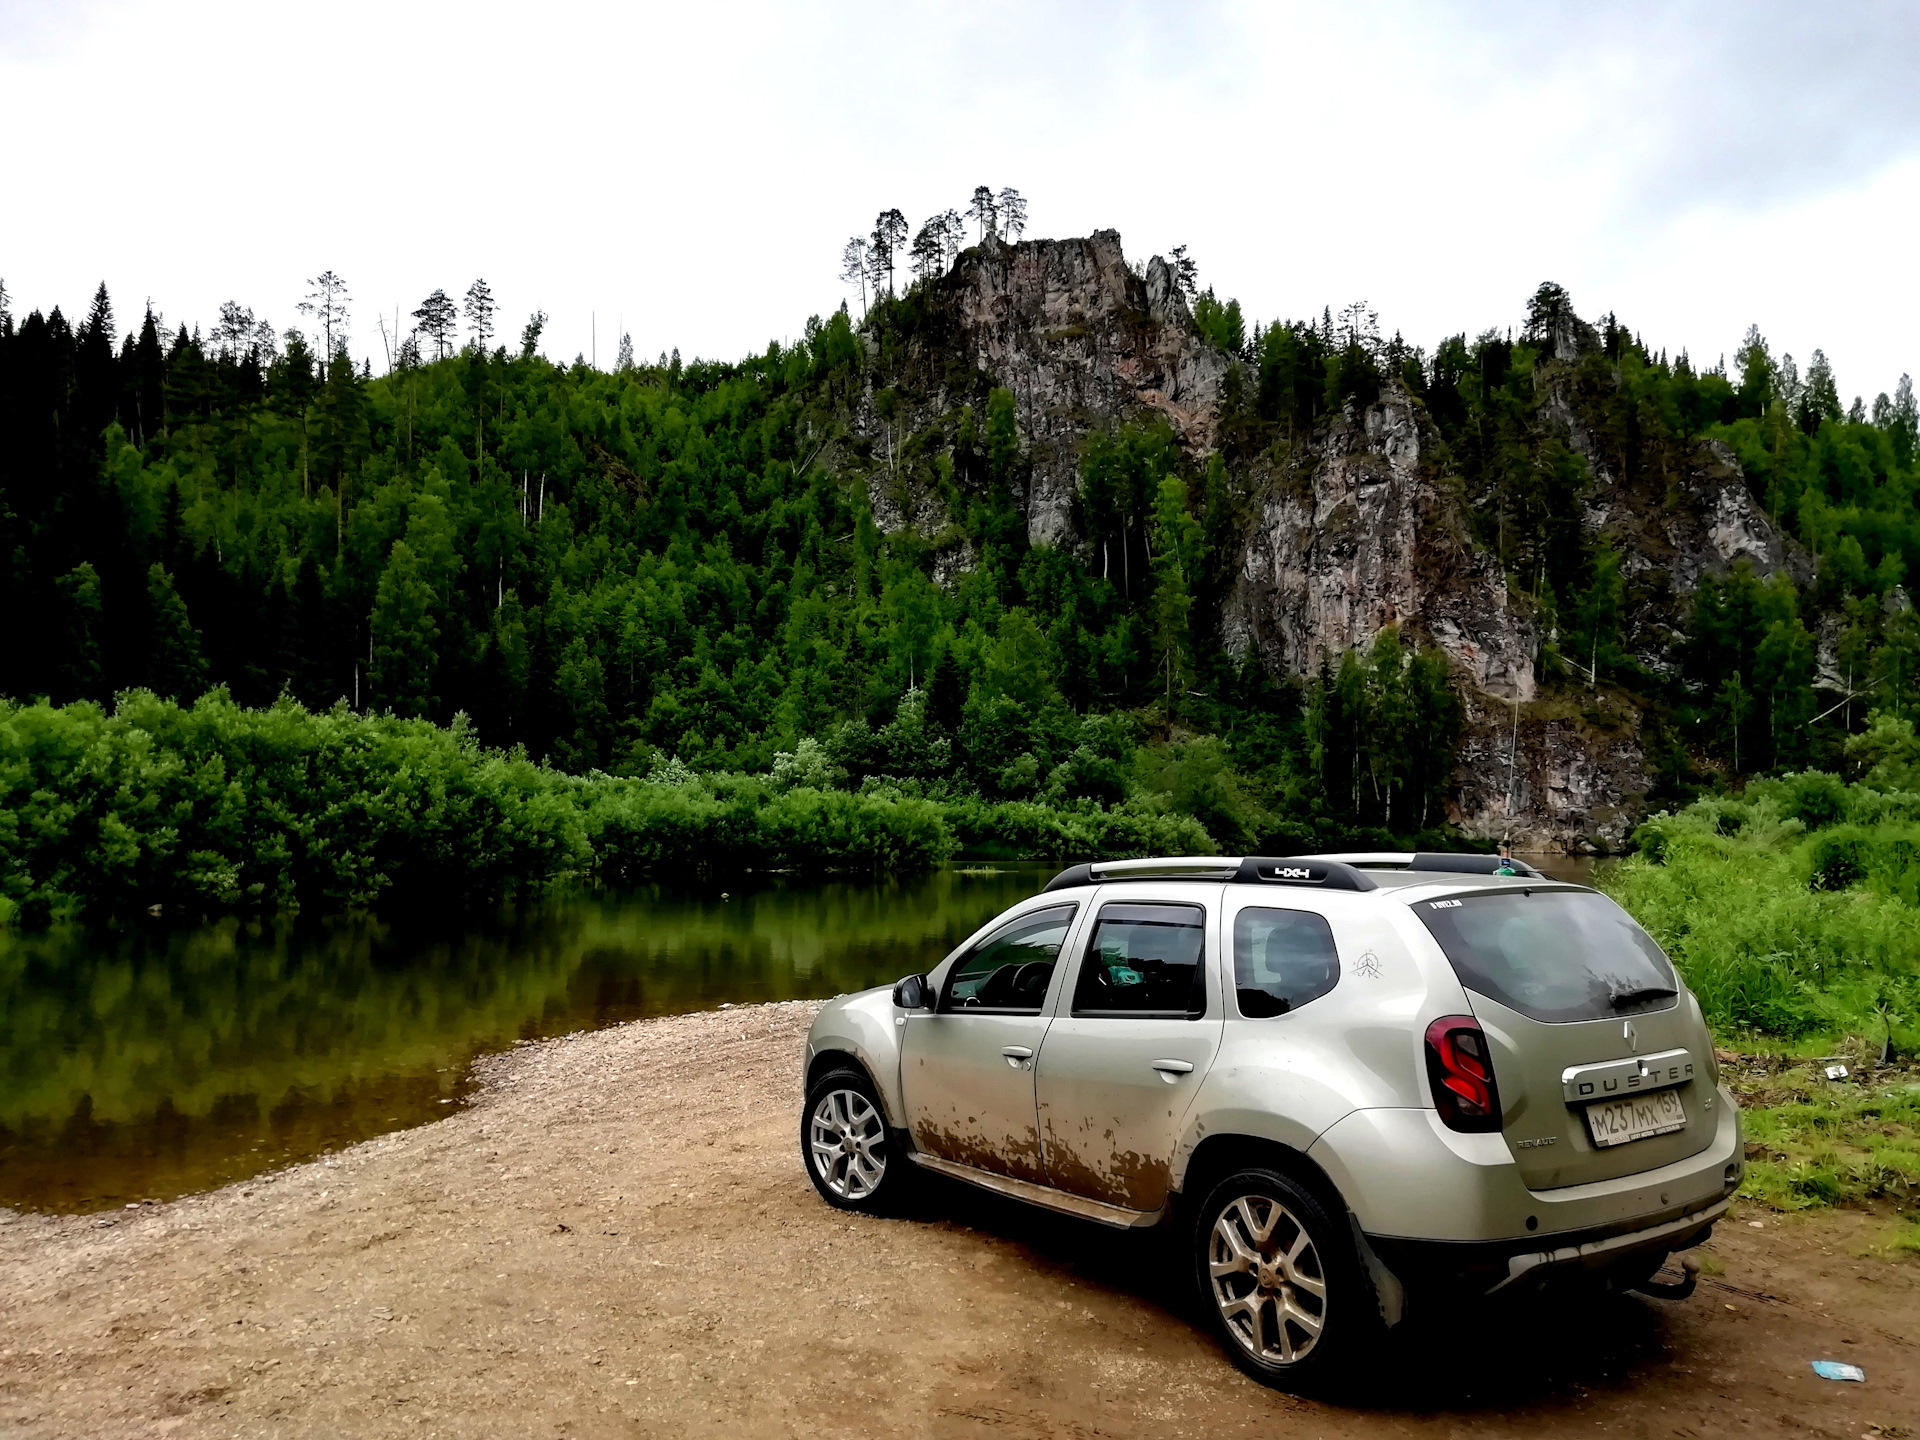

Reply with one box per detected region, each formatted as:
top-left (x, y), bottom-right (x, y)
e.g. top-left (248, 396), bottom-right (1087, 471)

top-left (592, 312), bottom-right (596, 369)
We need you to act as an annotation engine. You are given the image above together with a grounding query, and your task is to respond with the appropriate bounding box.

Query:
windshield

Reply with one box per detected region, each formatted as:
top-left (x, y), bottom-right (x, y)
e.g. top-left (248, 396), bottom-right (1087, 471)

top-left (1414, 890), bottom-right (1679, 1023)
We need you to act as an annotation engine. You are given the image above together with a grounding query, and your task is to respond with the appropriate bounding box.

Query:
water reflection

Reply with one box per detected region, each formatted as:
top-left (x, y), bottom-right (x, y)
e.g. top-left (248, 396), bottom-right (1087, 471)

top-left (0, 855), bottom-right (1610, 1214)
top-left (0, 865), bottom-right (1053, 1214)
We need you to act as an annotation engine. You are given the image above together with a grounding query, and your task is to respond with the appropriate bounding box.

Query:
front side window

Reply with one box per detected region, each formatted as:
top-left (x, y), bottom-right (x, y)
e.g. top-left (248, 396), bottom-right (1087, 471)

top-left (1415, 890), bottom-right (1678, 1023)
top-left (942, 904), bottom-right (1076, 1013)
top-left (1233, 907), bottom-right (1340, 1017)
top-left (1071, 903), bottom-right (1207, 1017)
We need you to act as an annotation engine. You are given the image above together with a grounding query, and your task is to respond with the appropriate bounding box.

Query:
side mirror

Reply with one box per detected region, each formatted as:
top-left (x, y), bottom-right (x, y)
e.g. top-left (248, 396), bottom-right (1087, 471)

top-left (892, 973), bottom-right (933, 1010)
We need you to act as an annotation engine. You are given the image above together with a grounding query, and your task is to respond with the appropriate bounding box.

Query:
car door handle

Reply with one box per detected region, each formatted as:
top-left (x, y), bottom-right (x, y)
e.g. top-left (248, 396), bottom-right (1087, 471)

top-left (1001, 1045), bottom-right (1035, 1070)
top-left (1150, 1059), bottom-right (1195, 1079)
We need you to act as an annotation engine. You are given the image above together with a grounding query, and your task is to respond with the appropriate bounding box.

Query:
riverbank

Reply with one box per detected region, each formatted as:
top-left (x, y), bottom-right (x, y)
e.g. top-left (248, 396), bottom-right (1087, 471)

top-left (2, 1001), bottom-right (1916, 1439)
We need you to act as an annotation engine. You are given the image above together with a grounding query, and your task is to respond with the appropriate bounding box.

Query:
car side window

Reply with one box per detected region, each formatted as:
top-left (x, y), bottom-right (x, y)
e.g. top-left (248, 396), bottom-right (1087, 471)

top-left (941, 904), bottom-right (1077, 1014)
top-left (1233, 907), bottom-right (1340, 1017)
top-left (1071, 903), bottom-right (1207, 1018)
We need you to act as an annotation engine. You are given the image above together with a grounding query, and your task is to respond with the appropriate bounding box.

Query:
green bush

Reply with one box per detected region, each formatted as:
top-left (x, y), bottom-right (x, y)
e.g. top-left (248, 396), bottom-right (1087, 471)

top-left (1, 694), bottom-right (1244, 926)
top-left (1775, 770), bottom-right (1849, 830)
top-left (0, 691), bottom-right (591, 925)
top-left (1606, 806), bottom-right (1920, 1042)
top-left (943, 796), bottom-right (1216, 862)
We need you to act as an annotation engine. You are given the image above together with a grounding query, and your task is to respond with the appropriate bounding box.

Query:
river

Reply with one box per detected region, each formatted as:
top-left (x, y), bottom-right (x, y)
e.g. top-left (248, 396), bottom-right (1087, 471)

top-left (0, 854), bottom-right (1597, 1214)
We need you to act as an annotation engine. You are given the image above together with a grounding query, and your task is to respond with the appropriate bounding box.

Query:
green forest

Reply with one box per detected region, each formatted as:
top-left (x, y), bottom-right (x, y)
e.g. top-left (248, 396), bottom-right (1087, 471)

top-left (3, 239), bottom-right (1919, 923)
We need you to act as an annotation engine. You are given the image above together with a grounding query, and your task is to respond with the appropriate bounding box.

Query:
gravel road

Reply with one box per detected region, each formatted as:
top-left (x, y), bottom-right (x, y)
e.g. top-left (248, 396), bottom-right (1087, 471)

top-left (1, 1000), bottom-right (1915, 1439)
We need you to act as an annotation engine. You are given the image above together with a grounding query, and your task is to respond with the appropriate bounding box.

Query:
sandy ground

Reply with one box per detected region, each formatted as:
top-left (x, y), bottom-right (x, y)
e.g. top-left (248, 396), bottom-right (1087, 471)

top-left (1, 1000), bottom-right (1916, 1440)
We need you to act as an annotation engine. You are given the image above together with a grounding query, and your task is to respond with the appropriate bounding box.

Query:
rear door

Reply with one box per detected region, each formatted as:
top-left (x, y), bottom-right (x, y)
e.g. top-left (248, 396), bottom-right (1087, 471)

top-left (900, 902), bottom-right (1081, 1183)
top-left (1032, 887), bottom-right (1223, 1210)
top-left (1413, 886), bottom-right (1716, 1189)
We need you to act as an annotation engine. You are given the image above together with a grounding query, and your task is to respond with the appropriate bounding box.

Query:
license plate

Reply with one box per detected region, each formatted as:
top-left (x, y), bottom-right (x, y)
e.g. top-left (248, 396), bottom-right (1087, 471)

top-left (1585, 1089), bottom-right (1687, 1148)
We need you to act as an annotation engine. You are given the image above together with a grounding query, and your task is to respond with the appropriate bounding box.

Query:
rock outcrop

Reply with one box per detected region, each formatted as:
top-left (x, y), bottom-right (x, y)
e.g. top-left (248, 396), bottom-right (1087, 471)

top-left (854, 229), bottom-right (1799, 849)
top-left (1225, 386), bottom-right (1537, 702)
top-left (939, 231), bottom-right (1231, 548)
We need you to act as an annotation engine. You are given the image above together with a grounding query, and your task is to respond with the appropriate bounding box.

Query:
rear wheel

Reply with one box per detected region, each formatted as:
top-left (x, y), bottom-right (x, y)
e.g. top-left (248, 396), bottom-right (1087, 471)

top-left (801, 1067), bottom-right (908, 1213)
top-left (1192, 1167), bottom-right (1381, 1393)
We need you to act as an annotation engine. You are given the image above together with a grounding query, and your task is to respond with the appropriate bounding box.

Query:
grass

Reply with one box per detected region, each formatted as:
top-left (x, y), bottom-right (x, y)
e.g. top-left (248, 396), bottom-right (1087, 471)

top-left (1599, 769), bottom-right (1920, 1237)
top-left (1722, 1051), bottom-right (1920, 1214)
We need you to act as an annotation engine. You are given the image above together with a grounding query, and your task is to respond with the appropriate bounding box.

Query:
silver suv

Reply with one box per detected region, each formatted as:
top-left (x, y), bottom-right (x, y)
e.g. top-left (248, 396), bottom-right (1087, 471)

top-left (799, 855), bottom-right (1744, 1390)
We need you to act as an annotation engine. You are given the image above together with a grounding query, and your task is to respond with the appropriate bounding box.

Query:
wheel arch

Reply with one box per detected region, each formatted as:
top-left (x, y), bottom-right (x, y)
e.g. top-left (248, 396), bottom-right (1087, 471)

top-left (1177, 1131), bottom-right (1351, 1225)
top-left (807, 1044), bottom-right (878, 1096)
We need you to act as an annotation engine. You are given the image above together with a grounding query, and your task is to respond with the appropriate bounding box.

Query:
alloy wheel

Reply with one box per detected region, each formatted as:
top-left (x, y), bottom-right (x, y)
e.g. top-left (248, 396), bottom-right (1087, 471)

top-left (1207, 1194), bottom-right (1328, 1364)
top-left (808, 1088), bottom-right (886, 1200)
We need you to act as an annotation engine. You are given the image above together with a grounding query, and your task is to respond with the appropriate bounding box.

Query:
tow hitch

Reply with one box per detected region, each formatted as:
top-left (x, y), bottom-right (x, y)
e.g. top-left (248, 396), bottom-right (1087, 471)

top-left (1632, 1253), bottom-right (1701, 1300)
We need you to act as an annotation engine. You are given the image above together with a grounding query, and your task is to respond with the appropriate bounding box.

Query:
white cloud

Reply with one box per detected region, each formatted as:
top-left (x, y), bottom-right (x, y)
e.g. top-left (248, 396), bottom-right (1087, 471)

top-left (3, 0), bottom-right (1915, 398)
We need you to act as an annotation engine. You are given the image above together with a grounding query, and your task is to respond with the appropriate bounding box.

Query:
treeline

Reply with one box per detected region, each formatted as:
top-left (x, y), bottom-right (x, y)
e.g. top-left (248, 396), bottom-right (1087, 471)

top-left (10, 238), bottom-right (1911, 906)
top-left (0, 692), bottom-right (1214, 927)
top-left (0, 263), bottom-right (1466, 891)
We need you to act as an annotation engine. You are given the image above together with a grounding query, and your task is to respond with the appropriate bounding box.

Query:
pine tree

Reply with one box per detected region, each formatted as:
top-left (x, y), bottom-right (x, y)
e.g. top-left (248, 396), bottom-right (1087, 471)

top-left (868, 210), bottom-right (907, 297)
top-left (967, 185), bottom-right (997, 241)
top-left (146, 563), bottom-right (207, 701)
top-left (463, 279), bottom-right (496, 352)
top-left (1168, 245), bottom-right (1198, 301)
top-left (369, 540), bottom-right (439, 717)
top-left (839, 237), bottom-right (868, 317)
top-left (910, 220), bottom-right (945, 284)
top-left (1799, 349), bottom-right (1841, 432)
top-left (1892, 374), bottom-right (1917, 465)
top-left (616, 332), bottom-right (635, 371)
top-left (298, 271), bottom-right (350, 370)
top-left (212, 301), bottom-right (256, 361)
top-left (996, 188), bottom-right (1027, 241)
top-left (55, 562), bottom-right (105, 701)
top-left (520, 310), bottom-right (547, 358)
top-left (1150, 473), bottom-right (1201, 713)
top-left (412, 289), bottom-right (458, 359)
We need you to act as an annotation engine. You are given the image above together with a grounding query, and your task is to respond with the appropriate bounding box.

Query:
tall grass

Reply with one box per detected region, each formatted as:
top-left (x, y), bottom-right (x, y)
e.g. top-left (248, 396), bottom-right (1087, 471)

top-left (1605, 777), bottom-right (1920, 1046)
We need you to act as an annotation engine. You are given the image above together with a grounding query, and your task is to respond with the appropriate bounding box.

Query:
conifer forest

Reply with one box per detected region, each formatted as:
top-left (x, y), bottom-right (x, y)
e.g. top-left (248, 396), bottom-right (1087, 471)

top-left (5, 193), bottom-right (1920, 923)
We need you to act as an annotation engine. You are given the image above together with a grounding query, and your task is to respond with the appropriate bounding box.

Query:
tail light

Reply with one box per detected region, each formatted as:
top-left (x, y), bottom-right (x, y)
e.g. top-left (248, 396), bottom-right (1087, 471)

top-left (1424, 1015), bottom-right (1502, 1133)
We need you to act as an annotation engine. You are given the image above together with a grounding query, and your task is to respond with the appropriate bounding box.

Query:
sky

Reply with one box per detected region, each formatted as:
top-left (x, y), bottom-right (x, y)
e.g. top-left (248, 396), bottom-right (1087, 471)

top-left (4, 0), bottom-right (1918, 401)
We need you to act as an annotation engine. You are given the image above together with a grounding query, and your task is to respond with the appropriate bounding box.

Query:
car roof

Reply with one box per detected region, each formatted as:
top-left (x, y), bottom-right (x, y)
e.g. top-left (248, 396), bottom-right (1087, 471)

top-left (1036, 854), bottom-right (1594, 905)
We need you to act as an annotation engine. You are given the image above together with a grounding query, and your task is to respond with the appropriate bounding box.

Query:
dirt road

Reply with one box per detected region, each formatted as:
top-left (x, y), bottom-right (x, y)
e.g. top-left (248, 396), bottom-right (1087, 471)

top-left (1, 1001), bottom-right (1915, 1439)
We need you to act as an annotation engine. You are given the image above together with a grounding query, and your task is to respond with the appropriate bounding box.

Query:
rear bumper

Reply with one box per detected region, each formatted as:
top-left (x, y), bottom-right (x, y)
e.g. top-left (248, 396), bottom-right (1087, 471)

top-left (1367, 1194), bottom-right (1729, 1297)
top-left (1310, 1084), bottom-right (1744, 1291)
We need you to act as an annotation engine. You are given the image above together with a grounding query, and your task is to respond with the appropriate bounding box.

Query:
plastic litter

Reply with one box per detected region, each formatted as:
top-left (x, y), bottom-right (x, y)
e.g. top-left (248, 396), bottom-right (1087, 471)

top-left (1810, 1360), bottom-right (1865, 1382)
top-left (1824, 1064), bottom-right (1851, 1081)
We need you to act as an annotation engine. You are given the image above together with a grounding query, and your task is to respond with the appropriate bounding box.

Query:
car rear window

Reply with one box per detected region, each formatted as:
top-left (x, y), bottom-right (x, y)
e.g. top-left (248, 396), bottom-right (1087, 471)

top-left (1232, 907), bottom-right (1339, 1017)
top-left (1414, 890), bottom-right (1679, 1023)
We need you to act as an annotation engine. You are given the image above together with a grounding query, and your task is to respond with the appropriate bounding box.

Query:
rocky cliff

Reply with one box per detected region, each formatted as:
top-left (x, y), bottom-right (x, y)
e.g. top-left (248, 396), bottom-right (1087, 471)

top-left (937, 230), bottom-right (1230, 548)
top-left (854, 231), bottom-right (1789, 850)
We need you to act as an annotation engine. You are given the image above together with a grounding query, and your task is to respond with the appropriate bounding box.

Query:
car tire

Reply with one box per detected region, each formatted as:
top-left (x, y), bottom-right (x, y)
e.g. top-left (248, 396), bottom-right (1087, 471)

top-left (801, 1066), bottom-right (909, 1214)
top-left (1191, 1166), bottom-right (1383, 1394)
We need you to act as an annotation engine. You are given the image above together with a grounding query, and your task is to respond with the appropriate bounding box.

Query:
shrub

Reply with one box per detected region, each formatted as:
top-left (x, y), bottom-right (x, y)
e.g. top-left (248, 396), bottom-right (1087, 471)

top-left (1603, 820), bottom-right (1920, 1041)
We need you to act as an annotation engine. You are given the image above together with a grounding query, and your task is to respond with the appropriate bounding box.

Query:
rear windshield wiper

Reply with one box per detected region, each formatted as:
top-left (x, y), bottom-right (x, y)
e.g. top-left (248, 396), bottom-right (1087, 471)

top-left (1609, 984), bottom-right (1678, 1008)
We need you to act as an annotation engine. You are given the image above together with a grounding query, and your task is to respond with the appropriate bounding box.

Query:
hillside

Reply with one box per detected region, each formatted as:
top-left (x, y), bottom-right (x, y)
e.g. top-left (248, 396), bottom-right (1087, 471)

top-left (2, 232), bottom-right (1916, 855)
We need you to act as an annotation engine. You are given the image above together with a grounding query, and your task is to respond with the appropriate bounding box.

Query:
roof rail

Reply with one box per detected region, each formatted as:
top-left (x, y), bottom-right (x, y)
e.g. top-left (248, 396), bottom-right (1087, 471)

top-left (1234, 856), bottom-right (1377, 891)
top-left (1040, 855), bottom-right (1377, 893)
top-left (1040, 857), bottom-right (1236, 893)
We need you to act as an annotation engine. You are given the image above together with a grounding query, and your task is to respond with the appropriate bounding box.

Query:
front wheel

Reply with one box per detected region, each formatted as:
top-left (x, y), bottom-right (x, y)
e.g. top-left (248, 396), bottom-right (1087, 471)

top-left (1192, 1167), bottom-right (1382, 1393)
top-left (801, 1067), bottom-right (908, 1213)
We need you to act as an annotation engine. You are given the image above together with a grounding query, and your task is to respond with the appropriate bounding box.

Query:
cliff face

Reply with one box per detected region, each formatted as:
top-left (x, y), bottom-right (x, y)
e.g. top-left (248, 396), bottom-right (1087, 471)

top-left (1223, 387), bottom-right (1536, 703)
top-left (938, 230), bottom-right (1231, 548)
top-left (856, 230), bottom-right (1786, 850)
